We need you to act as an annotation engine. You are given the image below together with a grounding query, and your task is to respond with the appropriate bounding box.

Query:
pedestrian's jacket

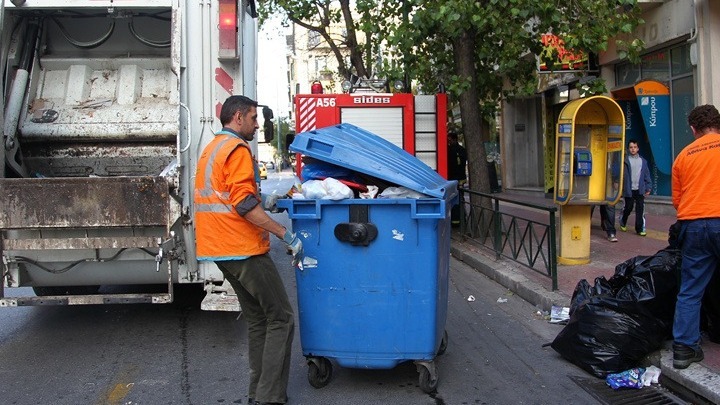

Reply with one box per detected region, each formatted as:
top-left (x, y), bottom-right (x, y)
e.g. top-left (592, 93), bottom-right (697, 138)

top-left (194, 130), bottom-right (270, 260)
top-left (622, 154), bottom-right (652, 197)
top-left (447, 143), bottom-right (467, 181)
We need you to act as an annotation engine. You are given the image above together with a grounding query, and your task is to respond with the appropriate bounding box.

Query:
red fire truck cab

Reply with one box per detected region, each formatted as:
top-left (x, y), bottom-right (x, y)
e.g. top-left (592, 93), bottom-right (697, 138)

top-left (294, 92), bottom-right (448, 178)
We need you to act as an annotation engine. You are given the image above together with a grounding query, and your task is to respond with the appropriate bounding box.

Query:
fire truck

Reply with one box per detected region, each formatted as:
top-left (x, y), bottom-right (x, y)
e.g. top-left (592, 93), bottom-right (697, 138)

top-left (0, 0), bottom-right (260, 310)
top-left (294, 84), bottom-right (448, 178)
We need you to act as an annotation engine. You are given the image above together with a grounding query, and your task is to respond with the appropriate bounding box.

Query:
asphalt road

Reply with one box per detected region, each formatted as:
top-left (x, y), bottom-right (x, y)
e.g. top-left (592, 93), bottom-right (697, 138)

top-left (0, 173), bottom-right (599, 405)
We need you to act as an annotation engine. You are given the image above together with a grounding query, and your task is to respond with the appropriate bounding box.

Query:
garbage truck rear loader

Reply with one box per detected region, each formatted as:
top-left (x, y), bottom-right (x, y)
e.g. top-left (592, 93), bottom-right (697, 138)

top-left (0, 0), bottom-right (259, 309)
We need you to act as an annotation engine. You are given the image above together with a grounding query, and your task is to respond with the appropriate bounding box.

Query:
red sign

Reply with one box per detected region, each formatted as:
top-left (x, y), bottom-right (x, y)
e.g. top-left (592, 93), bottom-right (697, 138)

top-left (538, 34), bottom-right (588, 72)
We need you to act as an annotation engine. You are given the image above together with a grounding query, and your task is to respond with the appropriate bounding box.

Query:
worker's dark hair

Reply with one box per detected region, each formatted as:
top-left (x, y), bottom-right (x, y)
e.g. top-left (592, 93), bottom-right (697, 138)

top-left (448, 131), bottom-right (458, 141)
top-left (220, 95), bottom-right (258, 126)
top-left (688, 104), bottom-right (720, 134)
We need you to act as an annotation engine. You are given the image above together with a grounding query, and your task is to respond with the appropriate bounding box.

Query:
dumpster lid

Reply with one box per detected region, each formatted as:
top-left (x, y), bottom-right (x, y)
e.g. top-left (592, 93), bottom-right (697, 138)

top-left (289, 123), bottom-right (457, 199)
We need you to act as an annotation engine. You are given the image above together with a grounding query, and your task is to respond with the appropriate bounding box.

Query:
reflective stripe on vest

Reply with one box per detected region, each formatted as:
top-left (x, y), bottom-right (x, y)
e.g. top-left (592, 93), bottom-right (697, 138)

top-left (195, 132), bottom-right (250, 213)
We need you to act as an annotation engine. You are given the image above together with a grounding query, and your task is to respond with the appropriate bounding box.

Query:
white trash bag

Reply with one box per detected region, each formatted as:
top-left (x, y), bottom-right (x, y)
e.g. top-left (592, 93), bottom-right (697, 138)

top-left (302, 178), bottom-right (353, 200)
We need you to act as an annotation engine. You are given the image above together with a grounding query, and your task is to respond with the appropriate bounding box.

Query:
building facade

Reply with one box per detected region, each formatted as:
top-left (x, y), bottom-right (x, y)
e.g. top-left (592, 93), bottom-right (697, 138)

top-left (501, 0), bottom-right (717, 214)
top-left (286, 22), bottom-right (350, 104)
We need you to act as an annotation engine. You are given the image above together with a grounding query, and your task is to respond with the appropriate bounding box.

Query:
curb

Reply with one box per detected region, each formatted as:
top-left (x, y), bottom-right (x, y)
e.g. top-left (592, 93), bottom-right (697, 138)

top-left (659, 349), bottom-right (720, 404)
top-left (450, 239), bottom-right (569, 312)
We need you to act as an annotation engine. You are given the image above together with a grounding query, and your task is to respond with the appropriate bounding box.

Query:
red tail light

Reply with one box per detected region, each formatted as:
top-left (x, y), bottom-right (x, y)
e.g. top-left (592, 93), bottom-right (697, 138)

top-left (218, 0), bottom-right (237, 60)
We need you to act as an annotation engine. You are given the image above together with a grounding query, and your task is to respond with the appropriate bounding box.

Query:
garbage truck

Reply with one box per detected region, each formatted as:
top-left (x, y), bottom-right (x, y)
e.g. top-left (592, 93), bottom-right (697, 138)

top-left (0, 0), bottom-right (261, 310)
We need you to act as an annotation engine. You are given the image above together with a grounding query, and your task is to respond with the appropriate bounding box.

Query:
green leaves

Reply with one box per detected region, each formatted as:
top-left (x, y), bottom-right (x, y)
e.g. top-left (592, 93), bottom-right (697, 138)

top-left (257, 0), bottom-right (644, 115)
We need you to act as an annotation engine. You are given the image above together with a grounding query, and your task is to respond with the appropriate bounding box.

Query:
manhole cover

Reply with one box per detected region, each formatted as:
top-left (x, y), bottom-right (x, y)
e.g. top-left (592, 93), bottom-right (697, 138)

top-left (570, 375), bottom-right (687, 405)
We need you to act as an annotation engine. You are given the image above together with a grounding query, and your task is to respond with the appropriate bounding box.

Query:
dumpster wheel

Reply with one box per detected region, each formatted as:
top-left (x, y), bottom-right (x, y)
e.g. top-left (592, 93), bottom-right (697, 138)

top-left (307, 356), bottom-right (332, 388)
top-left (415, 360), bottom-right (438, 393)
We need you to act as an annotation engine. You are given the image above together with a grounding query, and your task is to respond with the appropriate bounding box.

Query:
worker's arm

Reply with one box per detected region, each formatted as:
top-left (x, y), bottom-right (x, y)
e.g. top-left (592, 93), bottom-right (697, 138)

top-left (243, 204), bottom-right (286, 239)
top-left (242, 203), bottom-right (303, 265)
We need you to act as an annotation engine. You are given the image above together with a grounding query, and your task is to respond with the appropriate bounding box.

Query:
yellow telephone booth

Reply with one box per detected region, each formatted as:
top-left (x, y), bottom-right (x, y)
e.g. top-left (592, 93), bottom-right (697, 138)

top-left (554, 95), bottom-right (625, 264)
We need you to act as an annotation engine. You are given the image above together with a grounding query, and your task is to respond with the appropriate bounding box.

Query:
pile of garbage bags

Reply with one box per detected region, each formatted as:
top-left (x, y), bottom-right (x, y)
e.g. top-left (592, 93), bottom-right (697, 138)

top-left (551, 247), bottom-right (681, 377)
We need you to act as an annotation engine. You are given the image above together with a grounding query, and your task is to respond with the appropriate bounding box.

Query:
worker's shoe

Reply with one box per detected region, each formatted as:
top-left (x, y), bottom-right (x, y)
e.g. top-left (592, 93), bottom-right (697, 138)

top-left (673, 343), bottom-right (704, 369)
top-left (639, 231), bottom-right (647, 236)
top-left (607, 234), bottom-right (618, 242)
top-left (619, 222), bottom-right (627, 232)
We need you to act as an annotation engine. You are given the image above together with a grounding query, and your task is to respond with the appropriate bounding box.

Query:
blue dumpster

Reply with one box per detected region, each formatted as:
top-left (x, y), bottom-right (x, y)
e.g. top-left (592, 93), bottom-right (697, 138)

top-left (277, 123), bottom-right (457, 393)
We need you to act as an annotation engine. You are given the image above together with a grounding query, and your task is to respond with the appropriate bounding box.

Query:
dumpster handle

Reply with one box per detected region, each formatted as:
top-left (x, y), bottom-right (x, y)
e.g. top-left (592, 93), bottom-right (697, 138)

top-left (334, 222), bottom-right (378, 246)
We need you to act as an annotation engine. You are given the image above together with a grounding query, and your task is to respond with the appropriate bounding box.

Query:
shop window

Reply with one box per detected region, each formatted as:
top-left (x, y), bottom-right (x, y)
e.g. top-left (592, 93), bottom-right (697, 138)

top-left (641, 50), bottom-right (670, 81)
top-left (671, 45), bottom-right (693, 76)
top-left (616, 63), bottom-right (640, 86)
top-left (612, 42), bottom-right (695, 197)
top-left (672, 76), bottom-right (695, 158)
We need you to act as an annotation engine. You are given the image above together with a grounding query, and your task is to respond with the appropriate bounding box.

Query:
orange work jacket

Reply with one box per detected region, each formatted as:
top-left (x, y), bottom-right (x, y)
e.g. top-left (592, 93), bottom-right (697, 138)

top-left (194, 131), bottom-right (269, 260)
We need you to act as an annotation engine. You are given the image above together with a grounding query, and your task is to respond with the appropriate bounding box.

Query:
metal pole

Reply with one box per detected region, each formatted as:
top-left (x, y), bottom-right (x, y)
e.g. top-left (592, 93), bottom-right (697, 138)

top-left (0, 0), bottom-right (7, 179)
top-left (493, 198), bottom-right (501, 259)
top-left (549, 210), bottom-right (558, 291)
top-left (458, 187), bottom-right (465, 234)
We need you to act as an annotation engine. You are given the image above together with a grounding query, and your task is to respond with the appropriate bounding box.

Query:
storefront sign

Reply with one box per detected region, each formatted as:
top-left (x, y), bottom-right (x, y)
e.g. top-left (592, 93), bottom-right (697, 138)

top-left (538, 34), bottom-right (590, 72)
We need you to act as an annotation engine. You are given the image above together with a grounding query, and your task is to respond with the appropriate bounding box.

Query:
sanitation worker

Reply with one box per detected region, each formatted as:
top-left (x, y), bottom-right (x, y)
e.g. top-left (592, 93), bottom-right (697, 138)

top-left (671, 104), bottom-right (720, 369)
top-left (194, 95), bottom-right (302, 404)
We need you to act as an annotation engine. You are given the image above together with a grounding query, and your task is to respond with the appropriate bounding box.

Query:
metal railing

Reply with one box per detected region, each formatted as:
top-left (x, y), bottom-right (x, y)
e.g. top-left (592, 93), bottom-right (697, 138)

top-left (458, 188), bottom-right (558, 290)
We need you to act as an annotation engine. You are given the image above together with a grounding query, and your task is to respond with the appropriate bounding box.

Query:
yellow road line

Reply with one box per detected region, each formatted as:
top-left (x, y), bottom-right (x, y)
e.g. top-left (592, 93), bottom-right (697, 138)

top-left (97, 365), bottom-right (138, 405)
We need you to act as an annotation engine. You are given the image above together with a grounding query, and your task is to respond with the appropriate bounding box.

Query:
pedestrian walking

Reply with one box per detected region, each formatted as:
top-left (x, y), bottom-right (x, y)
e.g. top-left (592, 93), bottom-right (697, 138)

top-left (619, 140), bottom-right (652, 235)
top-left (193, 95), bottom-right (303, 404)
top-left (447, 131), bottom-right (467, 227)
top-left (599, 152), bottom-right (622, 242)
top-left (671, 104), bottom-right (720, 369)
top-left (600, 205), bottom-right (618, 242)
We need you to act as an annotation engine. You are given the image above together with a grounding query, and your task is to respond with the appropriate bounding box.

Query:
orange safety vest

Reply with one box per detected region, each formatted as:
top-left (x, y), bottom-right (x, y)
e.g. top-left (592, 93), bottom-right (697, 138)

top-left (194, 131), bottom-right (270, 260)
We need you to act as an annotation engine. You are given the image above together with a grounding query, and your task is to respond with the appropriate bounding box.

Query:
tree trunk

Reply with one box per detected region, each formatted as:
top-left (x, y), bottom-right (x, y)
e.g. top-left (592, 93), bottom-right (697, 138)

top-left (339, 0), bottom-right (368, 79)
top-left (453, 30), bottom-right (490, 195)
top-left (452, 29), bottom-right (494, 236)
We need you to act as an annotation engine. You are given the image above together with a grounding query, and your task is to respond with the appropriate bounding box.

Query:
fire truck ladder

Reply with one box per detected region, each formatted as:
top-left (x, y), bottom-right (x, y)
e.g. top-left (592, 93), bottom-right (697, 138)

top-left (414, 95), bottom-right (441, 170)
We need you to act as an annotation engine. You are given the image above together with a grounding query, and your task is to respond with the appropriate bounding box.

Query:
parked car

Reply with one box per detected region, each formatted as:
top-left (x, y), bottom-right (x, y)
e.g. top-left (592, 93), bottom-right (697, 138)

top-left (258, 162), bottom-right (267, 179)
top-left (265, 161), bottom-right (275, 170)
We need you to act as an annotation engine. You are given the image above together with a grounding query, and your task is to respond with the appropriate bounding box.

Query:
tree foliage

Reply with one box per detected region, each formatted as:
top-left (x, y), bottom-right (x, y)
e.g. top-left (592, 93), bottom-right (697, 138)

top-left (257, 0), bottom-right (382, 80)
top-left (258, 0), bottom-right (644, 193)
top-left (375, 0), bottom-right (643, 193)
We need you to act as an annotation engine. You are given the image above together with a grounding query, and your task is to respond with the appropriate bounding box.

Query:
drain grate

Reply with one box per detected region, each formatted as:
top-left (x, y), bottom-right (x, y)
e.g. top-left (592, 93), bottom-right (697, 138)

top-left (570, 375), bottom-right (687, 405)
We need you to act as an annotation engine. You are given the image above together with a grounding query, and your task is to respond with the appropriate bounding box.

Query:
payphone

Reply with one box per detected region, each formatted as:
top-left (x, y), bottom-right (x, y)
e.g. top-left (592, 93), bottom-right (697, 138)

top-left (553, 95), bottom-right (625, 264)
top-left (573, 149), bottom-right (592, 176)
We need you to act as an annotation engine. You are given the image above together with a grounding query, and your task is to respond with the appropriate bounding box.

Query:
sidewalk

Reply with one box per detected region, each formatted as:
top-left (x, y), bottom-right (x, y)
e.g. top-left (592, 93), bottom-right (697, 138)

top-left (450, 191), bottom-right (720, 404)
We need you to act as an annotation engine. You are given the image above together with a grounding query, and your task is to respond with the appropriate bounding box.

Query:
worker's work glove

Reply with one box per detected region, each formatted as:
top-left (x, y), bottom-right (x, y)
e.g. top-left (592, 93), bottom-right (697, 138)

top-left (283, 229), bottom-right (304, 267)
top-left (261, 193), bottom-right (285, 213)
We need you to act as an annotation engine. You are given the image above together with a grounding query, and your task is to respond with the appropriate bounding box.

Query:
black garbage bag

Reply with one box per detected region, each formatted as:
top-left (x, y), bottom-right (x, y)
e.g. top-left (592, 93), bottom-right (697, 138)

top-left (610, 248), bottom-right (681, 326)
top-left (551, 248), bottom-right (681, 378)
